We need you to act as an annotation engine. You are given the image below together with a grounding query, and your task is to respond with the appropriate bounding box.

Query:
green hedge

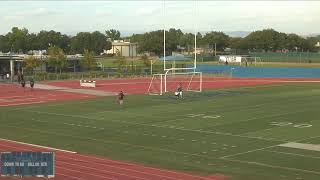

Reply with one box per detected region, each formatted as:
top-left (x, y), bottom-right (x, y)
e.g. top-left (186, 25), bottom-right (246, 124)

top-left (250, 52), bottom-right (320, 63)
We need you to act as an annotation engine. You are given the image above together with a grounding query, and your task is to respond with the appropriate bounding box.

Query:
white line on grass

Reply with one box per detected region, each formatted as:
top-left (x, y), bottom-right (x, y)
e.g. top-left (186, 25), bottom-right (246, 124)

top-left (264, 150), bottom-right (320, 160)
top-left (222, 158), bottom-right (320, 175)
top-left (18, 109), bottom-right (286, 142)
top-left (220, 144), bottom-right (278, 159)
top-left (0, 138), bottom-right (77, 154)
top-left (3, 123), bottom-right (320, 176)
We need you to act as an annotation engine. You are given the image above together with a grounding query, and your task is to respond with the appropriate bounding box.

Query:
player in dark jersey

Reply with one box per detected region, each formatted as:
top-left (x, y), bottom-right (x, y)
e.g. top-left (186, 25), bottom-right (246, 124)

top-left (30, 78), bottom-right (35, 89)
top-left (175, 83), bottom-right (183, 99)
top-left (21, 79), bottom-right (26, 92)
top-left (118, 91), bottom-right (125, 105)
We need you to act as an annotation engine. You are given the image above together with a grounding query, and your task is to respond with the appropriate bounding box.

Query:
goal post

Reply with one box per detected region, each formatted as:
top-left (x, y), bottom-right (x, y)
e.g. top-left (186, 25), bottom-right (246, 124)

top-left (186, 72), bottom-right (202, 92)
top-left (147, 71), bottom-right (202, 95)
top-left (148, 74), bottom-right (164, 95)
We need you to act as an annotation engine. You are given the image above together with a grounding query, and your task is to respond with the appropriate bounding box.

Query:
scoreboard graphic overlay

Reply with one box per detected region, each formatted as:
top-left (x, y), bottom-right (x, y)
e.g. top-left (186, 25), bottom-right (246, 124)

top-left (0, 151), bottom-right (55, 178)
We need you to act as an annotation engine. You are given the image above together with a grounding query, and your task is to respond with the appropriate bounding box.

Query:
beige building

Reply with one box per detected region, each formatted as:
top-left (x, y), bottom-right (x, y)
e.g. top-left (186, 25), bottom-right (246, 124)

top-left (104, 40), bottom-right (137, 57)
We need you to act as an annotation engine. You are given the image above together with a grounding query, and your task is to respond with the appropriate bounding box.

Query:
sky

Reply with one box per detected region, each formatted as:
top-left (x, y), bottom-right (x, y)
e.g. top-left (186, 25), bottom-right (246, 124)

top-left (0, 1), bottom-right (320, 36)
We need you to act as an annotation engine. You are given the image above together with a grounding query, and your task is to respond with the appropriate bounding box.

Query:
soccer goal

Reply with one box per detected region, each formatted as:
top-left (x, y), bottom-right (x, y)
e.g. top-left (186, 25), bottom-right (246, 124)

top-left (148, 71), bottom-right (202, 95)
top-left (148, 74), bottom-right (164, 95)
top-left (148, 0), bottom-right (202, 96)
top-left (242, 56), bottom-right (262, 66)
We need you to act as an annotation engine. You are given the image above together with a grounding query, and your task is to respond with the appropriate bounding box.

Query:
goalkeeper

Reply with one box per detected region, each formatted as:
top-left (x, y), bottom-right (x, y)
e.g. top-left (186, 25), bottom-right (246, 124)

top-left (175, 83), bottom-right (183, 99)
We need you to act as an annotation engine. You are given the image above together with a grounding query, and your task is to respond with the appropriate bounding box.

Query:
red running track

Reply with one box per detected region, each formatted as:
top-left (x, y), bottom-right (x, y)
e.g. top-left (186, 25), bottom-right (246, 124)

top-left (0, 84), bottom-right (96, 107)
top-left (45, 77), bottom-right (320, 95)
top-left (2, 77), bottom-right (319, 106)
top-left (0, 139), bottom-right (225, 180)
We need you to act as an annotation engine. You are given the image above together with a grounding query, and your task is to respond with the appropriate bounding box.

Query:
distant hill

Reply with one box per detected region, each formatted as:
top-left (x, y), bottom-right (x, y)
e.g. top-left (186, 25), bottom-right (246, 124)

top-left (301, 33), bottom-right (320, 38)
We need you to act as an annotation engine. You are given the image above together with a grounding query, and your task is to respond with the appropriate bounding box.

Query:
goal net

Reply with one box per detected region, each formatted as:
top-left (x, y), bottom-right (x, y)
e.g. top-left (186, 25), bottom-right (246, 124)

top-left (148, 72), bottom-right (202, 95)
top-left (148, 74), bottom-right (164, 95)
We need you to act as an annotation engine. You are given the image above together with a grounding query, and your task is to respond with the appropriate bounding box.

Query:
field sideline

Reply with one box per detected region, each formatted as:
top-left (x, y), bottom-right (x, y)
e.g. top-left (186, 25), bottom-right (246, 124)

top-left (0, 78), bottom-right (320, 180)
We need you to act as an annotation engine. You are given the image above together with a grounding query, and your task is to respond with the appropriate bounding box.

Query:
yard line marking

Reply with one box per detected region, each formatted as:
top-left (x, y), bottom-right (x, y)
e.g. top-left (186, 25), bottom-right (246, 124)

top-left (264, 150), bottom-right (320, 159)
top-left (0, 138), bottom-right (77, 154)
top-left (17, 109), bottom-right (286, 142)
top-left (295, 135), bottom-right (320, 142)
top-left (0, 124), bottom-right (223, 180)
top-left (11, 100), bottom-right (92, 111)
top-left (2, 123), bottom-right (320, 177)
top-left (220, 144), bottom-right (278, 159)
top-left (278, 142), bottom-right (320, 152)
top-left (222, 158), bottom-right (320, 175)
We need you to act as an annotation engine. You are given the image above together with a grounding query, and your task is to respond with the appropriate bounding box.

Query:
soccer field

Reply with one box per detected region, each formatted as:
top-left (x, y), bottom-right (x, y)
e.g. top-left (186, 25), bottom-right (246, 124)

top-left (1, 83), bottom-right (320, 180)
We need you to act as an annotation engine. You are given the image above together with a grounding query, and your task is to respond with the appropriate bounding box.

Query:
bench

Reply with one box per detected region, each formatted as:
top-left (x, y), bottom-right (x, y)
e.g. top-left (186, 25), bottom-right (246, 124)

top-left (80, 80), bottom-right (96, 88)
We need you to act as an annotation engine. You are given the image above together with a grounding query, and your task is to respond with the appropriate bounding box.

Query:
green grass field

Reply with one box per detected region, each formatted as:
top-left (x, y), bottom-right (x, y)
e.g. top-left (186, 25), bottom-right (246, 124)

top-left (1, 83), bottom-right (320, 180)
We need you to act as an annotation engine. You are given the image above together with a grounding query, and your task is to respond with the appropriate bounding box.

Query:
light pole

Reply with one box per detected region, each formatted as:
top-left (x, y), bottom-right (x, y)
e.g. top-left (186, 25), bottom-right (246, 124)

top-left (10, 44), bottom-right (14, 82)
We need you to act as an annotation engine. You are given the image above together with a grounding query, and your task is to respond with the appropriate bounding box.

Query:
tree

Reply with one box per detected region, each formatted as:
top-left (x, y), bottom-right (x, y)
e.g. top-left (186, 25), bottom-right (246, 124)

top-left (24, 55), bottom-right (40, 74)
top-left (0, 35), bottom-right (10, 52)
top-left (113, 56), bottom-right (127, 75)
top-left (81, 49), bottom-right (96, 71)
top-left (36, 30), bottom-right (71, 53)
top-left (202, 31), bottom-right (230, 51)
top-left (306, 35), bottom-right (320, 52)
top-left (71, 31), bottom-right (111, 55)
top-left (141, 54), bottom-right (151, 67)
top-left (105, 29), bottom-right (121, 41)
top-left (47, 46), bottom-right (67, 74)
top-left (179, 33), bottom-right (194, 53)
top-left (6, 27), bottom-right (30, 53)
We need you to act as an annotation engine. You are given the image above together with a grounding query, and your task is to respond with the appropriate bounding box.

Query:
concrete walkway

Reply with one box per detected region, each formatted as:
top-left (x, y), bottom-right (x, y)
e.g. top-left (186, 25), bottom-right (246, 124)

top-left (35, 83), bottom-right (116, 96)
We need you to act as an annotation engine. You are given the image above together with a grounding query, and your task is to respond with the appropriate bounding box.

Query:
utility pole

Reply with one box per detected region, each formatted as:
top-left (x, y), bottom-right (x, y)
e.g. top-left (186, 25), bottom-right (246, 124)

top-left (10, 44), bottom-right (14, 82)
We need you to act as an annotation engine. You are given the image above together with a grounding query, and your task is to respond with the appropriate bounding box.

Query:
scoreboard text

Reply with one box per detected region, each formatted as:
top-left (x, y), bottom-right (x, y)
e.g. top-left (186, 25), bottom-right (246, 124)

top-left (0, 151), bottom-right (55, 178)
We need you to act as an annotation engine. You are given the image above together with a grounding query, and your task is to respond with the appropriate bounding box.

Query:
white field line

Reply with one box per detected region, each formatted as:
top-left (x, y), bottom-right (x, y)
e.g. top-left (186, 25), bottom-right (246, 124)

top-left (222, 158), bottom-right (320, 175)
top-left (221, 131), bottom-right (320, 159)
top-left (1, 124), bottom-right (318, 177)
top-left (0, 138), bottom-right (77, 154)
top-left (295, 135), bottom-right (320, 143)
top-left (19, 109), bottom-right (283, 142)
top-left (237, 116), bottom-right (318, 137)
top-left (10, 100), bottom-right (92, 111)
top-left (68, 154), bottom-right (220, 180)
top-left (220, 144), bottom-right (278, 159)
top-left (264, 150), bottom-right (320, 159)
top-left (0, 142), bottom-right (147, 180)
top-left (223, 108), bottom-right (314, 133)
